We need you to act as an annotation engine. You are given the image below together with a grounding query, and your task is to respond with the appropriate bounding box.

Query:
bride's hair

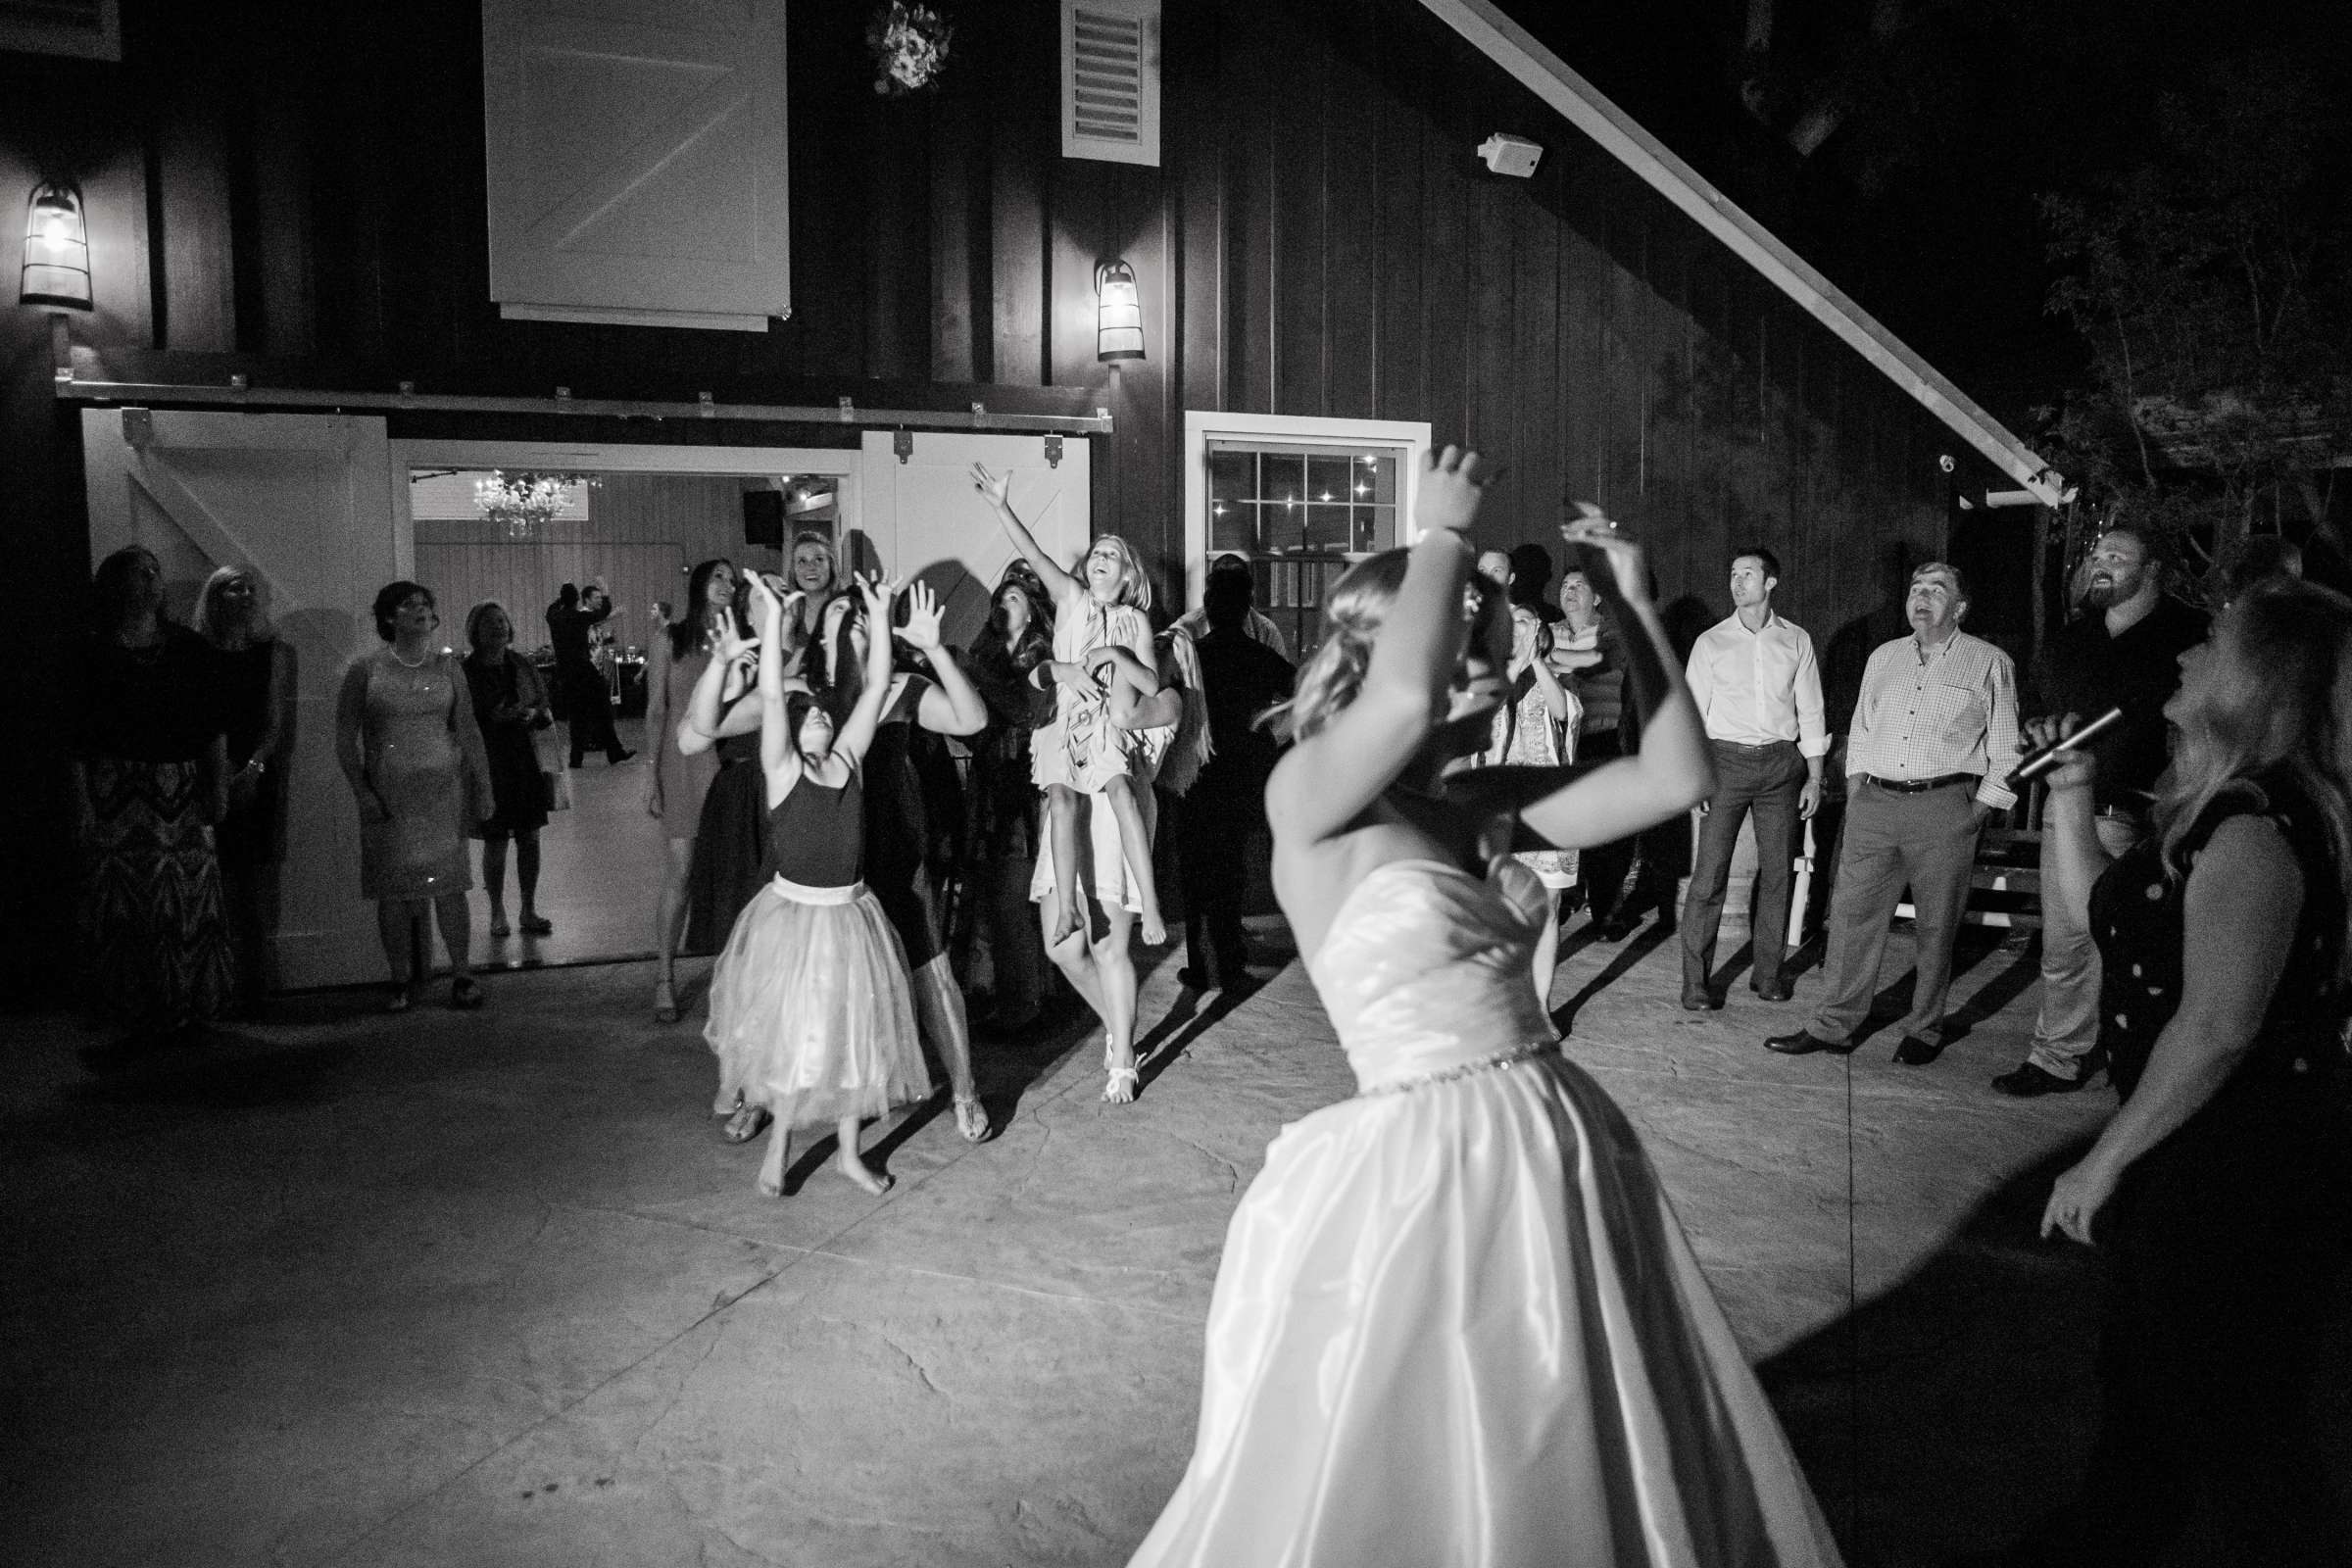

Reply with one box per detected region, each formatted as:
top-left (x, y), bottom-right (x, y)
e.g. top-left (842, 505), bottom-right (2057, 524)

top-left (1270, 548), bottom-right (1495, 742)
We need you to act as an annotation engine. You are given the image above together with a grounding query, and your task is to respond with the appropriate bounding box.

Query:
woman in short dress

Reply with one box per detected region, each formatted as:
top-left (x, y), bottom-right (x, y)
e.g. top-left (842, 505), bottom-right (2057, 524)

top-left (336, 581), bottom-right (493, 1011)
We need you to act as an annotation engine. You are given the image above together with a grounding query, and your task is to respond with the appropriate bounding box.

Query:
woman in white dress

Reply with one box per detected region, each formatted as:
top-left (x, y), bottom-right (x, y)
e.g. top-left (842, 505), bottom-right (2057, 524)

top-left (1130, 446), bottom-right (1842, 1568)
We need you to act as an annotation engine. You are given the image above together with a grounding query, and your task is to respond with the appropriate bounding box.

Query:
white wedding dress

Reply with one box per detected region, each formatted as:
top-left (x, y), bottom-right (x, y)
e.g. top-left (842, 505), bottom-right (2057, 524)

top-left (1130, 858), bottom-right (1843, 1567)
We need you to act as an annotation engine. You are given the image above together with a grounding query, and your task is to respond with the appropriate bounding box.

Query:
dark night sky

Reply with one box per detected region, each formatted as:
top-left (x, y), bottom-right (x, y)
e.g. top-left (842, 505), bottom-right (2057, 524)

top-left (1492, 0), bottom-right (2350, 426)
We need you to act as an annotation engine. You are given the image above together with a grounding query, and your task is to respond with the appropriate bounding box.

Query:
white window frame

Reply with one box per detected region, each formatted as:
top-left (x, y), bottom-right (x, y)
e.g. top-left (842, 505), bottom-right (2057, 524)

top-left (1181, 411), bottom-right (1432, 610)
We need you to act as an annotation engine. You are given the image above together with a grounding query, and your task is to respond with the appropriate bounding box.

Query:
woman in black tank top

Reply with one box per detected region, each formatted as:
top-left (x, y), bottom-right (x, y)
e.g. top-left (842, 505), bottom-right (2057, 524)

top-left (702, 573), bottom-right (935, 1200)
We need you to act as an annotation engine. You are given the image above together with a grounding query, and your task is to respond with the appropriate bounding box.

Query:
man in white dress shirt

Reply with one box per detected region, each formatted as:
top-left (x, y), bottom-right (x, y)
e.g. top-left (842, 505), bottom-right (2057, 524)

top-left (1766, 562), bottom-right (2020, 1064)
top-left (1677, 548), bottom-right (1827, 1008)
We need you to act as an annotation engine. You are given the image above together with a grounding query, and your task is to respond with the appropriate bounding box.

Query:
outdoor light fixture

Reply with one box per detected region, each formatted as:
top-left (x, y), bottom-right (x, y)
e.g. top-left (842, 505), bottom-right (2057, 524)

top-left (21, 180), bottom-right (92, 311)
top-left (1096, 260), bottom-right (1144, 363)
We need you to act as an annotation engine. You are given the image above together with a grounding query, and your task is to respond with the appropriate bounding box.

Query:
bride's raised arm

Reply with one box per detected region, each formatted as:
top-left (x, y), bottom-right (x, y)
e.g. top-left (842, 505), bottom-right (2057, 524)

top-left (1461, 517), bottom-right (1714, 849)
top-left (1266, 446), bottom-right (1494, 848)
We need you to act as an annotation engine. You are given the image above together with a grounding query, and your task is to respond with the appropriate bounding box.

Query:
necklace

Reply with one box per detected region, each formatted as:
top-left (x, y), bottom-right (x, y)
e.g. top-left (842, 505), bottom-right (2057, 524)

top-left (390, 646), bottom-right (430, 669)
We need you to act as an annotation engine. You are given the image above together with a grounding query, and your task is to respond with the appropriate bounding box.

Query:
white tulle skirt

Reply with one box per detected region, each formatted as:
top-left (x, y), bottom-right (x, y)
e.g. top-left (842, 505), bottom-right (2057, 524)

top-left (705, 876), bottom-right (933, 1129)
top-left (1129, 1049), bottom-right (1843, 1568)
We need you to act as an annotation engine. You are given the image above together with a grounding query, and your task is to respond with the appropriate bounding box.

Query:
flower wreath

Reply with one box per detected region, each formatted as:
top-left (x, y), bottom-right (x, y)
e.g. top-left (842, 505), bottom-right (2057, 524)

top-left (868, 2), bottom-right (955, 96)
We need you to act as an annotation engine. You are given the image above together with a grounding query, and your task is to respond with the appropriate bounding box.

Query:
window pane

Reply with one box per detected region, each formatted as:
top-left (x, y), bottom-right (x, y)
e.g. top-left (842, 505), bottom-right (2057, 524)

top-left (1306, 455), bottom-right (1354, 507)
top-left (1300, 502), bottom-right (1349, 551)
top-left (1208, 449), bottom-right (1256, 504)
top-left (1365, 454), bottom-right (1397, 506)
top-left (1261, 453), bottom-right (1306, 510)
top-left (1353, 503), bottom-right (1396, 554)
top-left (1211, 500), bottom-right (1256, 554)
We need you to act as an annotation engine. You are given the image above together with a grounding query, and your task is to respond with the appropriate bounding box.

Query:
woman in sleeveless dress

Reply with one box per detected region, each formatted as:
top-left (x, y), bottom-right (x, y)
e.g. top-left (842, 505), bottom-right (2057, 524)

top-left (645, 558), bottom-right (739, 1020)
top-left (806, 581), bottom-right (995, 1142)
top-left (703, 571), bottom-right (932, 1198)
top-left (335, 581), bottom-right (493, 1012)
top-left (1130, 447), bottom-right (1842, 1568)
top-left (1990, 579), bottom-right (2352, 1567)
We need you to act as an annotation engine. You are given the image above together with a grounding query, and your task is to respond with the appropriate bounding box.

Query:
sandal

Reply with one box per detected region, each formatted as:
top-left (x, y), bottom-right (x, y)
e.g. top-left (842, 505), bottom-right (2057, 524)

top-left (448, 976), bottom-right (486, 1009)
top-left (488, 917), bottom-right (512, 939)
top-left (954, 1093), bottom-right (992, 1144)
top-left (518, 914), bottom-right (553, 936)
top-left (653, 979), bottom-right (680, 1024)
top-left (722, 1102), bottom-right (773, 1144)
top-left (1102, 1065), bottom-right (1139, 1104)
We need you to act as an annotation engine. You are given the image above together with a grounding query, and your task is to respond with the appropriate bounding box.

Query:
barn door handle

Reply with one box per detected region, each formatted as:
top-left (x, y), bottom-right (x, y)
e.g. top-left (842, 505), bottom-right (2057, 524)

top-left (1044, 434), bottom-right (1063, 469)
top-left (122, 407), bottom-right (153, 447)
top-left (893, 429), bottom-right (914, 464)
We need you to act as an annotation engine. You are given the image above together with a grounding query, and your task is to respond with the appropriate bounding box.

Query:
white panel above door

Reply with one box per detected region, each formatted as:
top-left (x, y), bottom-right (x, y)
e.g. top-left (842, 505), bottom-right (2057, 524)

top-left (83, 410), bottom-right (400, 992)
top-left (483, 0), bottom-right (790, 330)
top-left (858, 432), bottom-right (1092, 652)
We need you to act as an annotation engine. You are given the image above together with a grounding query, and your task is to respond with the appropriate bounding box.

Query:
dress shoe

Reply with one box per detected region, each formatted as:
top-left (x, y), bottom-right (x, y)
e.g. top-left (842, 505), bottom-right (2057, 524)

top-left (1891, 1035), bottom-right (1943, 1066)
top-left (1591, 917), bottom-right (1636, 943)
top-left (1752, 978), bottom-right (1793, 1003)
top-left (1764, 1028), bottom-right (1853, 1056)
top-left (1680, 990), bottom-right (1722, 1012)
top-left (1990, 1059), bottom-right (2092, 1097)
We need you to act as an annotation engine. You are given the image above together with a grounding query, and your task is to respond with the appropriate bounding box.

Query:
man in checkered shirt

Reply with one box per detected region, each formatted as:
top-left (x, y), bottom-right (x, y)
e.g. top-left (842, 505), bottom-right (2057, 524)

top-left (1765, 562), bottom-right (2020, 1064)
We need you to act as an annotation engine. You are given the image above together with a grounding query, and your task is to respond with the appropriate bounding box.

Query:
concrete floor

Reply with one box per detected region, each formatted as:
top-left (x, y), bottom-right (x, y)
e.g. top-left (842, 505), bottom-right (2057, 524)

top-left (5, 908), bottom-right (2269, 1567)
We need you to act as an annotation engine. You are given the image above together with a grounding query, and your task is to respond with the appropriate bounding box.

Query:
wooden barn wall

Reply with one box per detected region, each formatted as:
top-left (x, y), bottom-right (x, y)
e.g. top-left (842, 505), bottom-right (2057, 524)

top-left (1, 0), bottom-right (1969, 1000)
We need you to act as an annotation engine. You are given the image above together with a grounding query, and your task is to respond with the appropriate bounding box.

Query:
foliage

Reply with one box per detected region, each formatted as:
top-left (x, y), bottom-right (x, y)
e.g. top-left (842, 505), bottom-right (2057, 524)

top-left (2036, 54), bottom-right (2352, 580)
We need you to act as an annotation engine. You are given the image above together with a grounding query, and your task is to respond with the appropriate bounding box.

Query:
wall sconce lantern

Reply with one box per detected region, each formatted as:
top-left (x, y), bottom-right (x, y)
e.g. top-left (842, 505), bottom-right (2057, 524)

top-left (21, 181), bottom-right (93, 311)
top-left (1096, 259), bottom-right (1144, 363)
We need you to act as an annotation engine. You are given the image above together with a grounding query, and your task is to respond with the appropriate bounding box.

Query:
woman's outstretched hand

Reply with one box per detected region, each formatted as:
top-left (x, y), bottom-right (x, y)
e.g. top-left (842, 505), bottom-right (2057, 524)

top-left (1560, 507), bottom-right (1648, 612)
top-left (1415, 445), bottom-right (1496, 536)
top-left (897, 580), bottom-right (946, 652)
top-left (743, 570), bottom-right (786, 635)
top-left (970, 463), bottom-right (1012, 512)
top-left (855, 571), bottom-right (902, 621)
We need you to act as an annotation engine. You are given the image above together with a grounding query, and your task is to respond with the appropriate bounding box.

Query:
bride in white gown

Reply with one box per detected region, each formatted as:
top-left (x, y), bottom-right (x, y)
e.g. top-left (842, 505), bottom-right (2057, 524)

top-left (1130, 447), bottom-right (1843, 1568)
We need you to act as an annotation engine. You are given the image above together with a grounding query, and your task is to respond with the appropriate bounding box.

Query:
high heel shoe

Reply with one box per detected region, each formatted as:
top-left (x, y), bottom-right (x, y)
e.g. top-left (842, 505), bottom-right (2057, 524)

top-left (1102, 1065), bottom-right (1139, 1104)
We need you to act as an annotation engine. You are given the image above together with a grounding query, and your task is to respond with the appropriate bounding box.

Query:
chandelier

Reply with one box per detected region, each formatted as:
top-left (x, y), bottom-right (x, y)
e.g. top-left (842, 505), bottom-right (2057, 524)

top-left (473, 469), bottom-right (597, 540)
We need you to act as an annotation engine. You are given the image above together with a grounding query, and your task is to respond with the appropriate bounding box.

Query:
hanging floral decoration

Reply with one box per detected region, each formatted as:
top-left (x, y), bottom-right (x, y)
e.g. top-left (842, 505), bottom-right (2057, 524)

top-left (473, 469), bottom-right (599, 541)
top-left (868, 2), bottom-right (954, 96)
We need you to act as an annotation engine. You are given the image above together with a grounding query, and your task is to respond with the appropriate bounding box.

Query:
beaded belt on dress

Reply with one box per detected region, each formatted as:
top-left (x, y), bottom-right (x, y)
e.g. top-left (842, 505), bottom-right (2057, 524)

top-left (771, 874), bottom-right (865, 906)
top-left (1356, 1040), bottom-right (1559, 1097)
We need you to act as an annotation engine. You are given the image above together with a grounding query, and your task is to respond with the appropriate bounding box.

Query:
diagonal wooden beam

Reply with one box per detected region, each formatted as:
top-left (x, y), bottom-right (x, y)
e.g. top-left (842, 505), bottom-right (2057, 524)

top-left (1420, 0), bottom-right (2071, 507)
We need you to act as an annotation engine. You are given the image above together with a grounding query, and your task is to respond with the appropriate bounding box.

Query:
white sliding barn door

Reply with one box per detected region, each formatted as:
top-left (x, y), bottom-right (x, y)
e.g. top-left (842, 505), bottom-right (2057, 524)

top-left (483, 0), bottom-right (791, 330)
top-left (858, 432), bottom-right (1093, 651)
top-left (82, 410), bottom-right (401, 991)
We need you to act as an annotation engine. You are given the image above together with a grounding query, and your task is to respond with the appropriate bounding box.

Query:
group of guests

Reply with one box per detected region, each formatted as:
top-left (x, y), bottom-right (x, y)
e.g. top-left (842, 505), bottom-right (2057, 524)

top-left (1564, 519), bottom-right (2343, 1565)
top-left (71, 476), bottom-right (2344, 1561)
top-left (70, 549), bottom-right (288, 1050)
top-left (641, 470), bottom-right (1300, 1190)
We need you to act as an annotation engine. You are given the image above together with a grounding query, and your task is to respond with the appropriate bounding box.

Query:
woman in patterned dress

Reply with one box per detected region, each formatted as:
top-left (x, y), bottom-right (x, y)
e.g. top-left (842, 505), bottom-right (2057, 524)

top-left (71, 547), bottom-right (236, 1050)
